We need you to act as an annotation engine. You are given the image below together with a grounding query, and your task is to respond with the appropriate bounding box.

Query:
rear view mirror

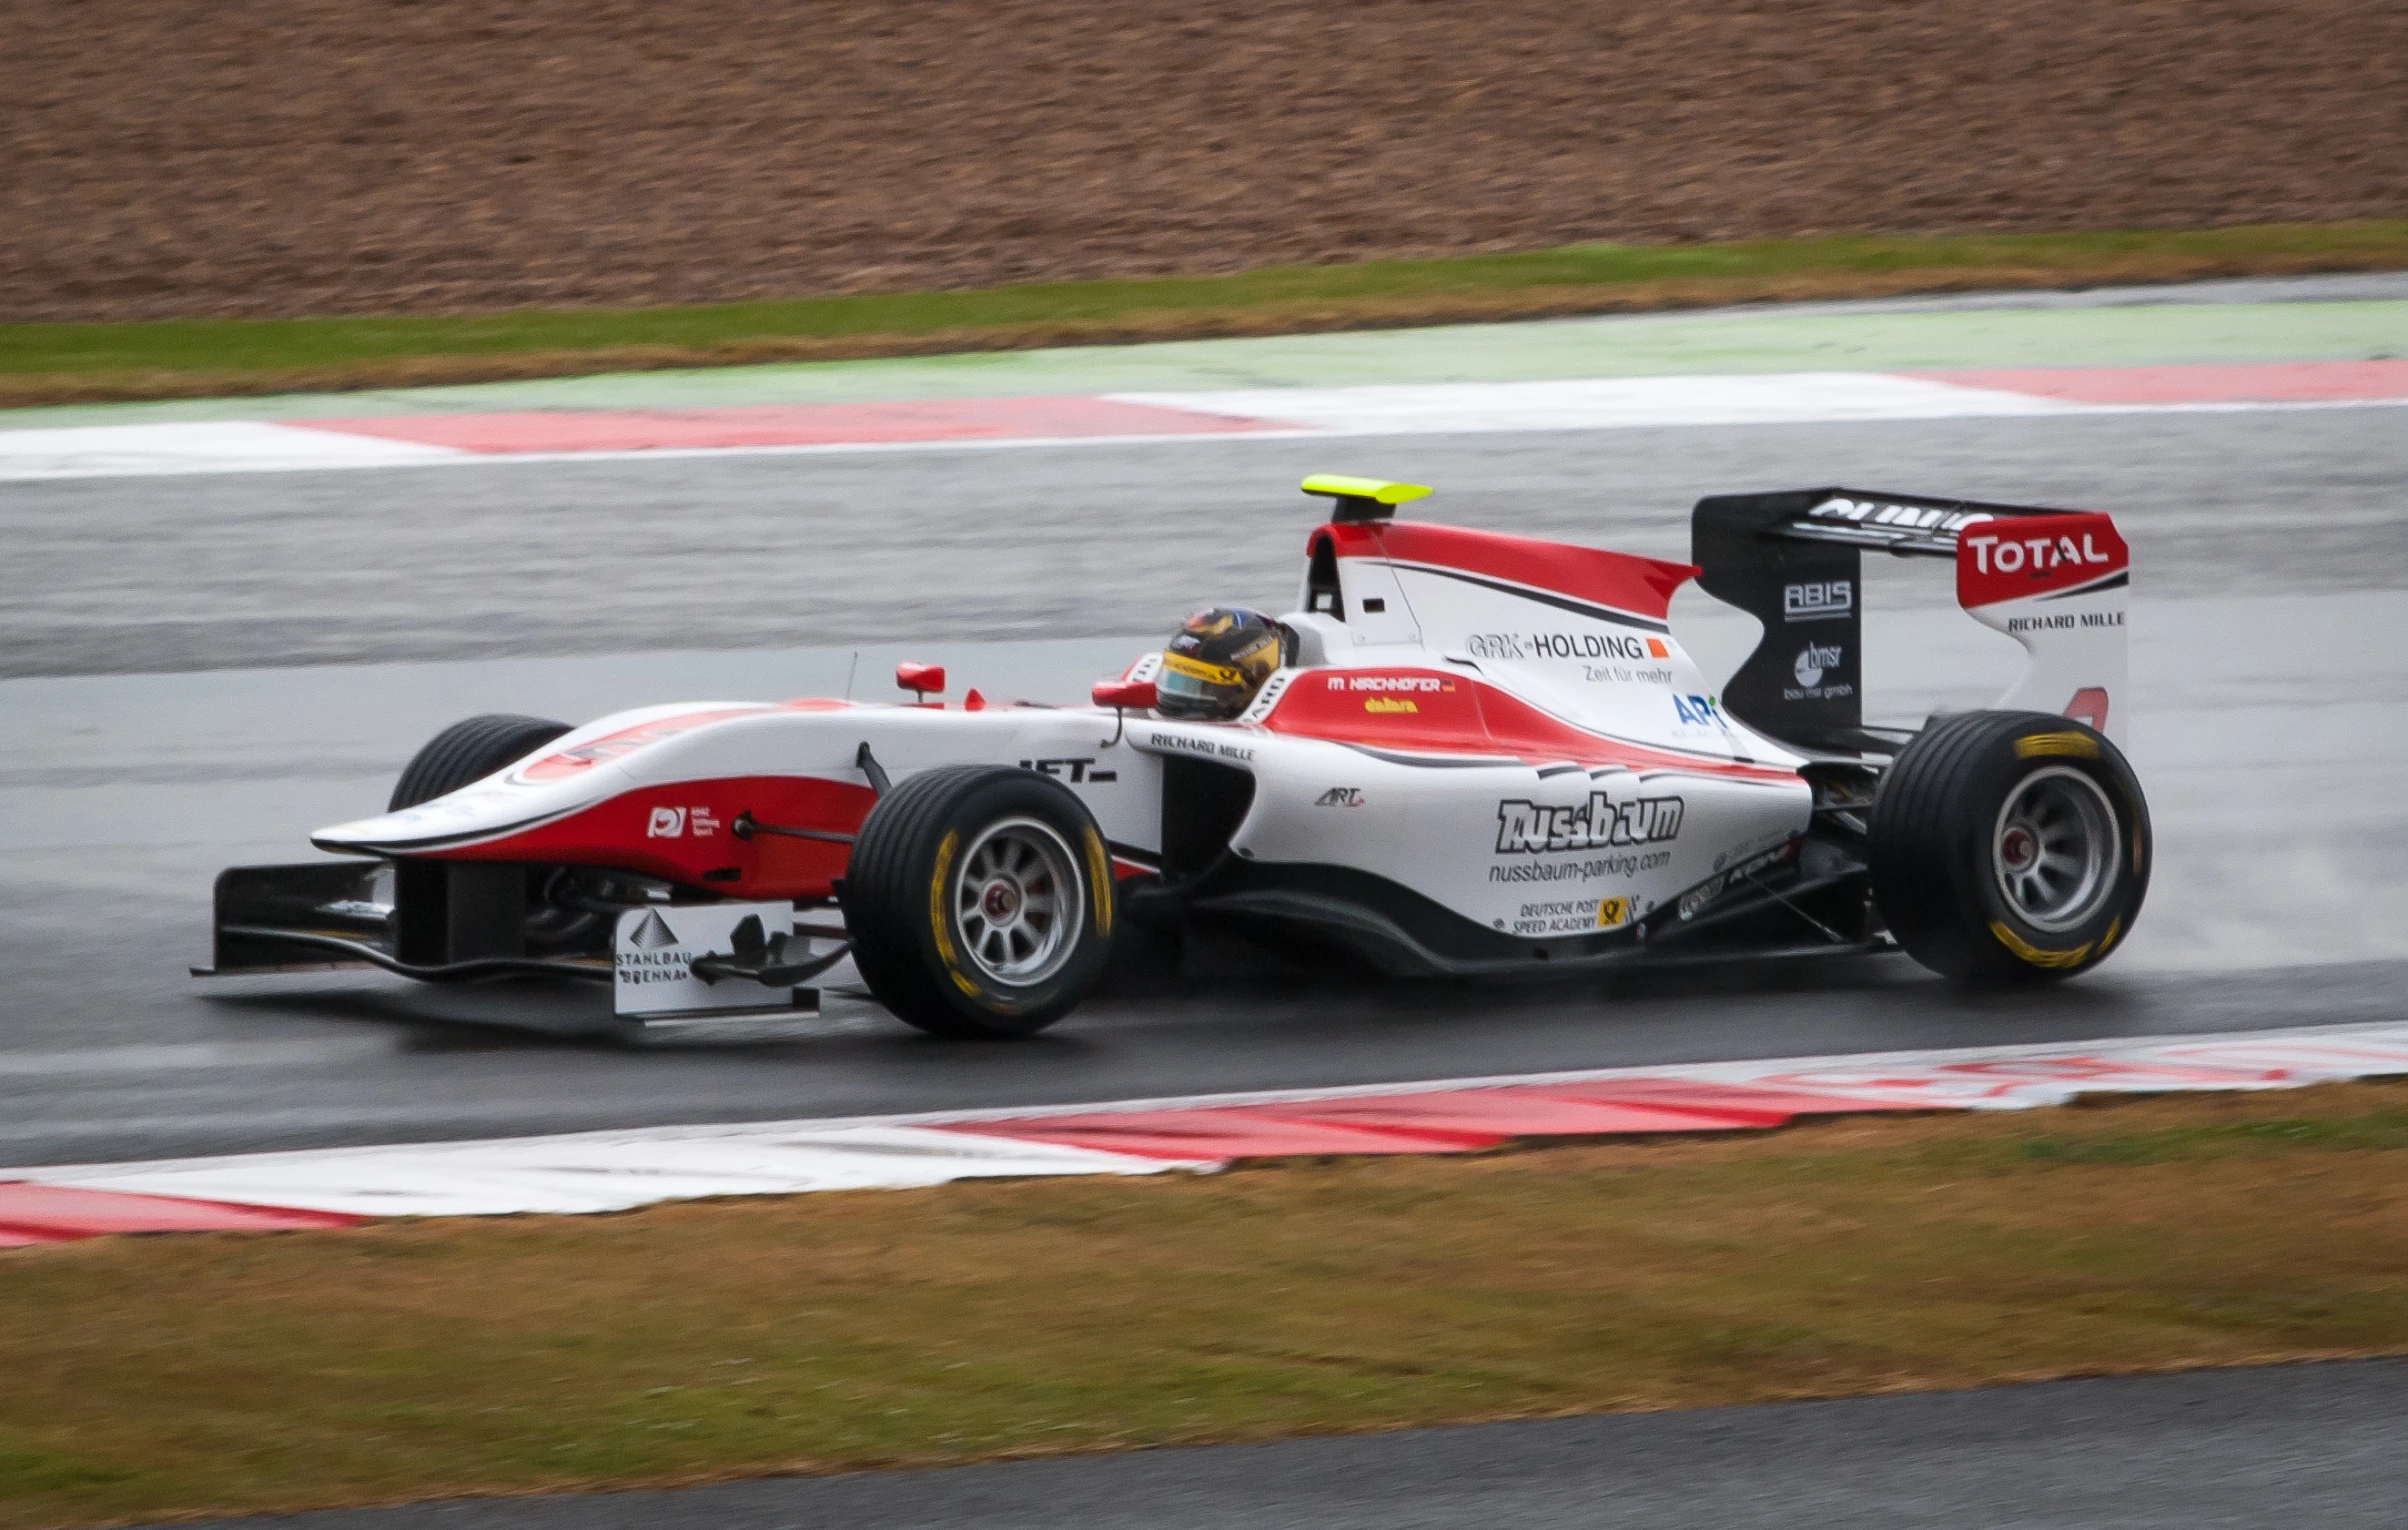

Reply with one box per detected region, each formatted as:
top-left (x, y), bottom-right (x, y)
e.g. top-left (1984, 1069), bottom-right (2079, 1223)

top-left (895, 663), bottom-right (945, 698)
top-left (1092, 679), bottom-right (1157, 711)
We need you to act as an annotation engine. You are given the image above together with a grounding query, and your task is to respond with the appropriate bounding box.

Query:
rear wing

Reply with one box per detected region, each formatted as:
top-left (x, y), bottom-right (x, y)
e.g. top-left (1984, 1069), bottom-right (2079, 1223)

top-left (1691, 488), bottom-right (2129, 754)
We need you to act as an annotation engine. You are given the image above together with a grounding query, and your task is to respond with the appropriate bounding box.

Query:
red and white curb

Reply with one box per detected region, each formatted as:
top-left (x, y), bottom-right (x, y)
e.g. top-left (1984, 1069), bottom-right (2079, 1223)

top-left (7, 361), bottom-right (2405, 481)
top-left (5, 1021), bottom-right (2405, 1247)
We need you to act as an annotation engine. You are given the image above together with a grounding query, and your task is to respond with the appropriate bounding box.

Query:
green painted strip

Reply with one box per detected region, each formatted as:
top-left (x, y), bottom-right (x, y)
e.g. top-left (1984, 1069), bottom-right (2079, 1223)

top-left (4, 297), bottom-right (2403, 431)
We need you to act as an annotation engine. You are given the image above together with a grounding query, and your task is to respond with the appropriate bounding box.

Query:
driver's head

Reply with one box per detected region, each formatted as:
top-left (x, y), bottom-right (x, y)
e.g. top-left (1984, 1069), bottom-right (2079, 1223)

top-left (1156, 607), bottom-right (1283, 720)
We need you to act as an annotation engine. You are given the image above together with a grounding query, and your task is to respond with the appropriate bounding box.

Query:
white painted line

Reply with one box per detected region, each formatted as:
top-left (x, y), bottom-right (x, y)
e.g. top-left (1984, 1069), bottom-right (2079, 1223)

top-left (22, 1125), bottom-right (1210, 1218)
top-left (1113, 372), bottom-right (2083, 433)
top-left (0, 421), bottom-right (465, 480)
top-left (10, 1021), bottom-right (2404, 1222)
top-left (5, 386), bottom-right (2404, 483)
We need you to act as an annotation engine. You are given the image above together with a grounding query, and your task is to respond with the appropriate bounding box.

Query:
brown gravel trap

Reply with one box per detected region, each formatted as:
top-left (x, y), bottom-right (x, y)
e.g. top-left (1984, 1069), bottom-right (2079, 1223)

top-left (5, 0), bottom-right (2404, 324)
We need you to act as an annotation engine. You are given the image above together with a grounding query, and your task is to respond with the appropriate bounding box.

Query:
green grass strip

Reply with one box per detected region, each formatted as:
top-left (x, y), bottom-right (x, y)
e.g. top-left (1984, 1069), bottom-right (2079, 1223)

top-left (3, 222), bottom-right (2405, 405)
top-left (4, 1079), bottom-right (2408, 1527)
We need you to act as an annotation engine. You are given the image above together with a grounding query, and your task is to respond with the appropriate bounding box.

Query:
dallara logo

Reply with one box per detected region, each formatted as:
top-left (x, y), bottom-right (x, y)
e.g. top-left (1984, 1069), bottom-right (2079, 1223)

top-left (1495, 793), bottom-right (1685, 854)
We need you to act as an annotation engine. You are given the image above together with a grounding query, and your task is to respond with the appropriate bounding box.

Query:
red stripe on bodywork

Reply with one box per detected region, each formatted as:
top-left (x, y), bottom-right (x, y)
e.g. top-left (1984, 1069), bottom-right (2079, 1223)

top-left (294, 397), bottom-right (1282, 454)
top-left (1320, 520), bottom-right (1699, 621)
top-left (1260, 667), bottom-right (1799, 781)
top-left (1911, 360), bottom-right (2408, 406)
top-left (428, 772), bottom-right (876, 900)
top-left (0, 1182), bottom-right (362, 1244)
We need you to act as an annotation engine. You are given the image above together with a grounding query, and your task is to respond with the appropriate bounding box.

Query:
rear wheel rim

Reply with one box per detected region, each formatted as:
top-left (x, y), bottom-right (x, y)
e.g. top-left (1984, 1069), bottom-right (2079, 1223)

top-left (1990, 765), bottom-right (2120, 933)
top-left (952, 816), bottom-right (1083, 986)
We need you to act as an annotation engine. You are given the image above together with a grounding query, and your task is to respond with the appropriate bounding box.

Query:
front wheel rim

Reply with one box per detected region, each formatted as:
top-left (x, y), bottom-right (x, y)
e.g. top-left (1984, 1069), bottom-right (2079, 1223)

top-left (1990, 764), bottom-right (2121, 933)
top-left (951, 816), bottom-right (1083, 987)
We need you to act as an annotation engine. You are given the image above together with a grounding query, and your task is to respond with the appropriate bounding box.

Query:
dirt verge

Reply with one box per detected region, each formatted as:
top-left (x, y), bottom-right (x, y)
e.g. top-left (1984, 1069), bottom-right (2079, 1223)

top-left (6, 0), bottom-right (2404, 324)
top-left (5, 1080), bottom-right (2407, 1528)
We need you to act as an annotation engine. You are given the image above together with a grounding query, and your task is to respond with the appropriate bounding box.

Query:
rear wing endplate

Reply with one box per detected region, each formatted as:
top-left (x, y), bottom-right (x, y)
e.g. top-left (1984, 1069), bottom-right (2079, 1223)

top-left (1692, 488), bottom-right (2130, 753)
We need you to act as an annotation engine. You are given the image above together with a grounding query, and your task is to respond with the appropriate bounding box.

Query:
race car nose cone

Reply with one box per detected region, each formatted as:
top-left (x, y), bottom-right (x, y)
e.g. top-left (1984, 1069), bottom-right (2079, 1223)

top-left (981, 878), bottom-right (1023, 923)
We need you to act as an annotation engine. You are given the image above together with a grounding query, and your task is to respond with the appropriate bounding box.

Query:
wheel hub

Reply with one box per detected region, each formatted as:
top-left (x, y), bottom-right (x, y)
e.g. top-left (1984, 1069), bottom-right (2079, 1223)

top-left (980, 877), bottom-right (1023, 923)
top-left (1990, 764), bottom-right (2121, 933)
top-left (952, 817), bottom-right (1083, 987)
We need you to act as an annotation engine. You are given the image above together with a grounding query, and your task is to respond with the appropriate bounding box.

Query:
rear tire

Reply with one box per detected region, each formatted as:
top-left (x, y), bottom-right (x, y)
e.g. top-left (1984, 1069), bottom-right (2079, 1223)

top-left (1869, 710), bottom-right (2150, 983)
top-left (843, 766), bottom-right (1116, 1037)
top-left (389, 714), bottom-right (572, 811)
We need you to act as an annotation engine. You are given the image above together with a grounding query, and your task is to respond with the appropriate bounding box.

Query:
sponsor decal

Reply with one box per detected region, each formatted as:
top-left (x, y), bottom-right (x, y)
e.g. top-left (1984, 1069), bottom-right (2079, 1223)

top-left (1163, 652), bottom-right (1245, 686)
top-left (1782, 643), bottom-right (1852, 702)
top-left (1488, 850), bottom-right (1672, 884)
top-left (2006, 611), bottom-right (2124, 633)
top-left (1671, 694), bottom-right (1724, 728)
top-left (1792, 643), bottom-right (1840, 688)
top-left (643, 805), bottom-right (722, 839)
top-left (627, 910), bottom-right (677, 950)
top-left (1325, 674), bottom-right (1455, 692)
top-left (1962, 530), bottom-right (2113, 577)
top-left (1239, 670), bottom-right (1296, 721)
top-left (1364, 697), bottom-right (1419, 714)
top-left (1809, 497), bottom-right (1994, 535)
top-left (1495, 791), bottom-right (1685, 855)
top-left (1019, 756), bottom-right (1117, 783)
top-left (1676, 842), bottom-right (1796, 921)
top-left (1147, 731), bottom-right (1255, 763)
top-left (1783, 579), bottom-right (1853, 622)
top-left (1315, 787), bottom-right (1365, 806)
top-left (1585, 663), bottom-right (1676, 685)
top-left (611, 902), bottom-right (801, 1017)
top-left (1466, 631), bottom-right (1667, 663)
top-left (1507, 894), bottom-right (1636, 937)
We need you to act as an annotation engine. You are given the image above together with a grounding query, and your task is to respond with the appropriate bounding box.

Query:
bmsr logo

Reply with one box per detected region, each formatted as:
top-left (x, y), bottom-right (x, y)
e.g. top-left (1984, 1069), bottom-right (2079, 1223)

top-left (1793, 642), bottom-right (1842, 687)
top-left (647, 806), bottom-right (686, 838)
top-left (1495, 792), bottom-right (1684, 854)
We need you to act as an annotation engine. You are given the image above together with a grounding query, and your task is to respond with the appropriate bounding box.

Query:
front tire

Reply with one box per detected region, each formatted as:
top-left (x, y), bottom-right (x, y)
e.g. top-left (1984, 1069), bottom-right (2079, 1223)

top-left (1869, 711), bottom-right (2150, 982)
top-left (843, 766), bottom-right (1116, 1037)
top-left (390, 714), bottom-right (572, 811)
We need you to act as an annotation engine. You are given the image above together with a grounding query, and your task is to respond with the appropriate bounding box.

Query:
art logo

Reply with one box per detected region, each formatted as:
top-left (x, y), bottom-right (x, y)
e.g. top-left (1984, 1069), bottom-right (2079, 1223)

top-left (1495, 791), bottom-right (1685, 854)
top-left (1315, 787), bottom-right (1365, 807)
top-left (1793, 642), bottom-right (1843, 688)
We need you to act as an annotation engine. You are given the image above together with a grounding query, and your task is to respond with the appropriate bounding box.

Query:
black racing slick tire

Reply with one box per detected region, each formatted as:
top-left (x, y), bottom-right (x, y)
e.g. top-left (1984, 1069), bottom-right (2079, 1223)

top-left (843, 766), bottom-right (1116, 1038)
top-left (1868, 710), bottom-right (2150, 983)
top-left (389, 714), bottom-right (573, 811)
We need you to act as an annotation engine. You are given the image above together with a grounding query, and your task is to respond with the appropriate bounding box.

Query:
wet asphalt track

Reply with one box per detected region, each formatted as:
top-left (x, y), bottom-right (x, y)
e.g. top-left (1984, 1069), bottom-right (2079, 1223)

top-left (189, 1359), bottom-right (2408, 1530)
top-left (2, 393), bottom-right (2406, 1167)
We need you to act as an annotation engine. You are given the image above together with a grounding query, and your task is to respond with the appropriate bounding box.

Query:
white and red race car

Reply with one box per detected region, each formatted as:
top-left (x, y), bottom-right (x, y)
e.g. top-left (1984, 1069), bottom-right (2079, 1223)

top-left (201, 476), bottom-right (2149, 1036)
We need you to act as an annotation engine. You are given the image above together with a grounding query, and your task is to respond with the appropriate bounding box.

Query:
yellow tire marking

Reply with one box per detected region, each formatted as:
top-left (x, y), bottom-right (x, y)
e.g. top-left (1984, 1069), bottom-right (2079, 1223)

top-left (1083, 827), bottom-right (1113, 938)
top-left (2015, 731), bottom-right (2099, 760)
top-left (1989, 920), bottom-right (2093, 969)
top-left (928, 830), bottom-right (979, 998)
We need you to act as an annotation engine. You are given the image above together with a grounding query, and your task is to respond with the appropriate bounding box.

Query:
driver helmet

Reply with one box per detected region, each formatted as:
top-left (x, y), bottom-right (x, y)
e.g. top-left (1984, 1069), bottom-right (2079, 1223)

top-left (1156, 607), bottom-right (1285, 720)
